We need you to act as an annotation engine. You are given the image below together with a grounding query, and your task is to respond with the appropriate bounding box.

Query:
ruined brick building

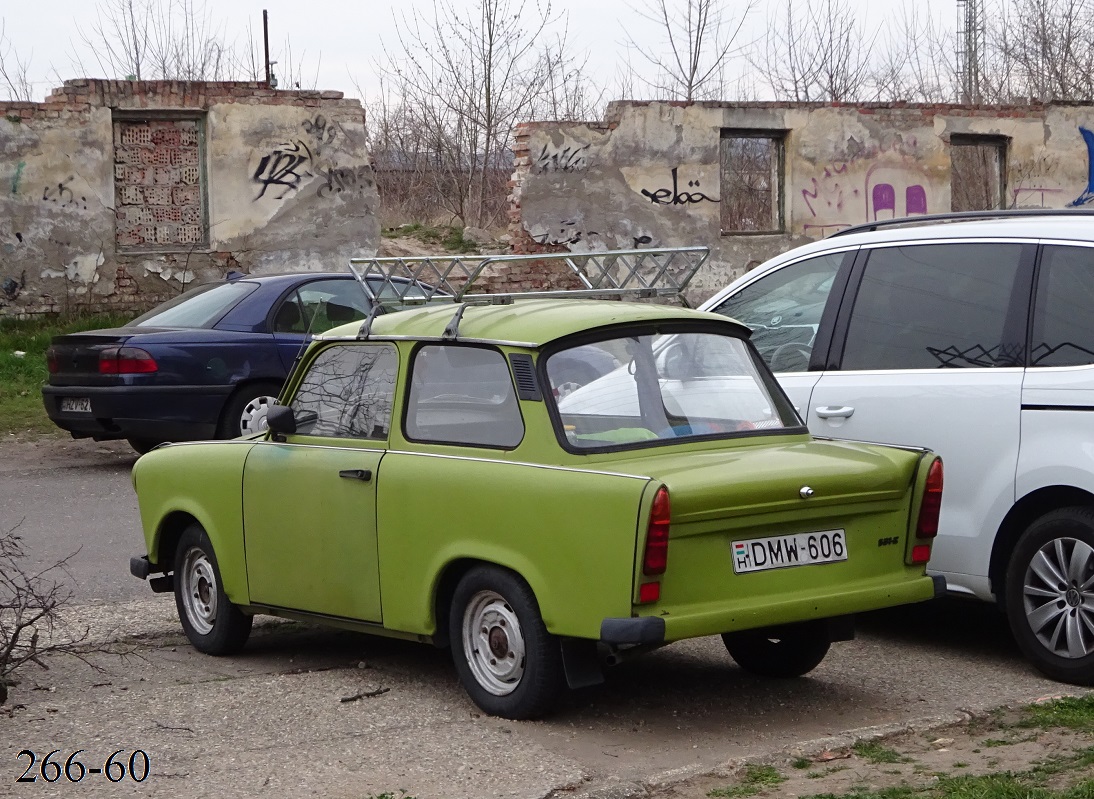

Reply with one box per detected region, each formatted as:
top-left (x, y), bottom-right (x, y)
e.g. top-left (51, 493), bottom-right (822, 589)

top-left (508, 100), bottom-right (1094, 302)
top-left (0, 79), bottom-right (378, 316)
top-left (4, 84), bottom-right (1094, 316)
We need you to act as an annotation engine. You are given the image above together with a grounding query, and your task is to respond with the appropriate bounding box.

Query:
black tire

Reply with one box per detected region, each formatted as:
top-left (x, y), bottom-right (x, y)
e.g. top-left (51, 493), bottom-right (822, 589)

top-left (174, 524), bottom-right (252, 655)
top-left (1004, 507), bottom-right (1094, 685)
top-left (216, 381), bottom-right (283, 439)
top-left (722, 621), bottom-right (831, 678)
top-left (126, 437), bottom-right (164, 455)
top-left (448, 565), bottom-right (564, 719)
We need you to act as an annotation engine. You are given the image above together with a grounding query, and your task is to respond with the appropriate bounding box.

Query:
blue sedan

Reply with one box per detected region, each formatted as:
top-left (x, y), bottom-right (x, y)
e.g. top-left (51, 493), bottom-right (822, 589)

top-left (42, 272), bottom-right (418, 453)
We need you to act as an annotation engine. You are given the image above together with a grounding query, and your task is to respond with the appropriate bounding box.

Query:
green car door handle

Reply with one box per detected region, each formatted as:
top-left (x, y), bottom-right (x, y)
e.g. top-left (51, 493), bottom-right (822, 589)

top-left (338, 469), bottom-right (373, 482)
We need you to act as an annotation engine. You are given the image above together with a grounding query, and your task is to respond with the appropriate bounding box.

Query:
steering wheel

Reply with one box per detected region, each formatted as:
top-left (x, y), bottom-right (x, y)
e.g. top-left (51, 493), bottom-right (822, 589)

top-left (769, 342), bottom-right (812, 372)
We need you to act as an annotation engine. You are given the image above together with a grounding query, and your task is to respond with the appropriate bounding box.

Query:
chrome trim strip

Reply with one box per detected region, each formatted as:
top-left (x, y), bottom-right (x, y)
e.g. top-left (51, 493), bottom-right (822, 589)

top-left (811, 435), bottom-right (930, 454)
top-left (313, 333), bottom-right (539, 347)
top-left (376, 448), bottom-right (653, 480)
top-left (246, 438), bottom-right (652, 480)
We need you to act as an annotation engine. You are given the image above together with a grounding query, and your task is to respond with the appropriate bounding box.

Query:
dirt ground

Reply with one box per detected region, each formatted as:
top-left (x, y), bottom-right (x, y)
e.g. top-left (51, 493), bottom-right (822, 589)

top-left (651, 700), bottom-right (1093, 799)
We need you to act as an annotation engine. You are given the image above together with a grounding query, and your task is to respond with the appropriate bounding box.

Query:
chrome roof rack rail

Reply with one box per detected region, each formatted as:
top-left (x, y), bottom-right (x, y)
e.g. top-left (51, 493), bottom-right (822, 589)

top-left (827, 208), bottom-right (1094, 238)
top-left (348, 246), bottom-right (710, 309)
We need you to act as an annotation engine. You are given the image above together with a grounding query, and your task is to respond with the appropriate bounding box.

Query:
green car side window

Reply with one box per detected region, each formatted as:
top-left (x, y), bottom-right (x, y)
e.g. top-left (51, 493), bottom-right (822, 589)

top-left (290, 343), bottom-right (398, 439)
top-left (405, 345), bottom-right (524, 448)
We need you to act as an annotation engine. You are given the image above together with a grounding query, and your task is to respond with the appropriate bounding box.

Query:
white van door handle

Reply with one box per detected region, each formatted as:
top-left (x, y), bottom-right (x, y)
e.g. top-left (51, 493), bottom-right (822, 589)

top-left (816, 405), bottom-right (855, 419)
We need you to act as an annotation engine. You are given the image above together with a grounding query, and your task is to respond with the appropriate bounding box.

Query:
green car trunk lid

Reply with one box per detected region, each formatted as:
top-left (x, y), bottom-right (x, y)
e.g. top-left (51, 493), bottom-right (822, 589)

top-left (607, 436), bottom-right (926, 621)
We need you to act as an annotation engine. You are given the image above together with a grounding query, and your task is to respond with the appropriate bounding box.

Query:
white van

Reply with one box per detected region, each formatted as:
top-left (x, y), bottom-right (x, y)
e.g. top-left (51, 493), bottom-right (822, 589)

top-left (702, 209), bottom-right (1094, 685)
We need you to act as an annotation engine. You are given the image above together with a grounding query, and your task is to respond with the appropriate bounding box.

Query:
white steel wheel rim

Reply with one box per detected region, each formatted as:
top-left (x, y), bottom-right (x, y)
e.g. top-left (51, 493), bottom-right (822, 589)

top-left (180, 547), bottom-right (219, 636)
top-left (240, 395), bottom-right (277, 435)
top-left (1023, 536), bottom-right (1094, 659)
top-left (461, 590), bottom-right (526, 696)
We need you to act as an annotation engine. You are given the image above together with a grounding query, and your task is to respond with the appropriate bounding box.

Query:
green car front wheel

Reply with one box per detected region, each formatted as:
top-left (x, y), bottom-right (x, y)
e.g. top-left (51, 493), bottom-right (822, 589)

top-left (174, 524), bottom-right (253, 655)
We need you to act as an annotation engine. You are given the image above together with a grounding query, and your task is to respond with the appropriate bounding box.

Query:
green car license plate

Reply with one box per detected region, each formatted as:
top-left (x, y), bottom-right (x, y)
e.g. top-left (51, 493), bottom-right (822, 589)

top-left (732, 530), bottom-right (847, 574)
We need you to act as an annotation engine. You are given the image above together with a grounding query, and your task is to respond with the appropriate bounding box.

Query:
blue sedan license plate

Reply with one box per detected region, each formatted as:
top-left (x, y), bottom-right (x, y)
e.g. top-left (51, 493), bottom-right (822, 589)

top-left (732, 530), bottom-right (847, 574)
top-left (61, 397), bottom-right (92, 413)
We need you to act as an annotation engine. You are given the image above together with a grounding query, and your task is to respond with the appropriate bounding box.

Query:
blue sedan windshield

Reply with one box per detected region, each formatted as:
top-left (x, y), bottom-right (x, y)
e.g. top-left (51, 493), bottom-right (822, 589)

top-left (130, 282), bottom-right (259, 329)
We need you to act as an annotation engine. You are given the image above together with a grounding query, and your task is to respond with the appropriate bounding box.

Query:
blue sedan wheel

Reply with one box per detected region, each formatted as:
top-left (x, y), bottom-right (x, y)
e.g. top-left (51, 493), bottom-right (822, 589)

top-left (218, 381), bottom-right (282, 439)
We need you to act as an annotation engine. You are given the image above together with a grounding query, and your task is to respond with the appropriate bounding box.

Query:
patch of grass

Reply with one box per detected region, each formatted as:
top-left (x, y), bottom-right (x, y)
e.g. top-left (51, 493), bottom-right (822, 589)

top-left (802, 747), bottom-right (1094, 799)
top-left (381, 222), bottom-right (482, 253)
top-left (1020, 695), bottom-right (1094, 733)
top-left (0, 312), bottom-right (136, 435)
top-left (853, 741), bottom-right (906, 764)
top-left (793, 757), bottom-right (813, 769)
top-left (708, 764), bottom-right (785, 797)
top-left (804, 786), bottom-right (917, 799)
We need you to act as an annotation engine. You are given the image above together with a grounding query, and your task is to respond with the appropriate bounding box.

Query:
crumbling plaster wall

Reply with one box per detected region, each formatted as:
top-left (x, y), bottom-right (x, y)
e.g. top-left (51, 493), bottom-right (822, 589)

top-left (0, 80), bottom-right (379, 317)
top-left (510, 101), bottom-right (1094, 304)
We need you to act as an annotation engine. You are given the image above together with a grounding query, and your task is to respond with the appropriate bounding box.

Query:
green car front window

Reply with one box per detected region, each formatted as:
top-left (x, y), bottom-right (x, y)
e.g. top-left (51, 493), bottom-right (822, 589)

top-left (549, 332), bottom-right (799, 450)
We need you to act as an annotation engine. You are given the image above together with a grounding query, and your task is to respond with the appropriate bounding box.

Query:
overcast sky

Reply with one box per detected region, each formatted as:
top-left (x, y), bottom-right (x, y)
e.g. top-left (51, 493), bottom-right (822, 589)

top-left (3, 0), bottom-right (960, 104)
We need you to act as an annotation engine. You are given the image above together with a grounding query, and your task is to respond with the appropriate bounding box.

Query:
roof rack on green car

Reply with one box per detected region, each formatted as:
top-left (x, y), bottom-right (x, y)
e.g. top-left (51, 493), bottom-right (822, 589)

top-left (349, 246), bottom-right (710, 308)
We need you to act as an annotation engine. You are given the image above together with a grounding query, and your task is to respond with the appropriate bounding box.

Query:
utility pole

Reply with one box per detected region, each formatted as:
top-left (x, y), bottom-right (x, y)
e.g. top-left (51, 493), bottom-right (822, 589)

top-left (957, 0), bottom-right (985, 103)
top-left (263, 10), bottom-right (272, 87)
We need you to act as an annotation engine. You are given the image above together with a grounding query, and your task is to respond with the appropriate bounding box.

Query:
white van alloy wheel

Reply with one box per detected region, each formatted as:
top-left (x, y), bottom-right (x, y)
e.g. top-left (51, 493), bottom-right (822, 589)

top-left (1022, 536), bottom-right (1094, 659)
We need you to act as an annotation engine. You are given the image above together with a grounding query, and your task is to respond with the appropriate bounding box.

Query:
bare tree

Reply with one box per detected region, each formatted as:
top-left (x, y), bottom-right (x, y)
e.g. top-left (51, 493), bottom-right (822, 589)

top-left (1, 522), bottom-right (91, 705)
top-left (873, 3), bottom-right (959, 103)
top-left (986, 0), bottom-right (1094, 101)
top-left (0, 20), bottom-right (34, 101)
top-left (534, 33), bottom-right (605, 121)
top-left (754, 0), bottom-right (877, 102)
top-left (68, 0), bottom-right (314, 84)
top-left (375, 0), bottom-right (587, 228)
top-left (624, 0), bottom-right (756, 101)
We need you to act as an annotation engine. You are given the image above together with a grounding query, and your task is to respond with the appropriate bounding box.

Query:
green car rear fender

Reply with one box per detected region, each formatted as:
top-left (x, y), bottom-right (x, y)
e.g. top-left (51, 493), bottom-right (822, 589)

top-left (375, 450), bottom-right (652, 640)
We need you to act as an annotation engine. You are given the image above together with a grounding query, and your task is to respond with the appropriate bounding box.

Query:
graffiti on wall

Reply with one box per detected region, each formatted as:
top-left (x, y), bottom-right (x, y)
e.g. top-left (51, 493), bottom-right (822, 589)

top-left (252, 115), bottom-right (372, 202)
top-left (640, 167), bottom-right (719, 205)
top-left (41, 177), bottom-right (88, 210)
top-left (533, 142), bottom-right (589, 173)
top-left (530, 219), bottom-right (601, 246)
top-left (10, 161), bottom-right (24, 195)
top-left (301, 114), bottom-right (338, 156)
top-left (865, 164), bottom-right (929, 220)
top-left (316, 165), bottom-right (374, 198)
top-left (253, 140), bottom-right (315, 200)
top-left (798, 134), bottom-right (930, 234)
top-left (1067, 126), bottom-right (1094, 207)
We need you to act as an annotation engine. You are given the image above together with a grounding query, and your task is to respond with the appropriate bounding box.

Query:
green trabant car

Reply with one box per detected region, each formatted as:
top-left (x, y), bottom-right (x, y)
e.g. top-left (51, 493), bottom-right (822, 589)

top-left (130, 273), bottom-right (945, 719)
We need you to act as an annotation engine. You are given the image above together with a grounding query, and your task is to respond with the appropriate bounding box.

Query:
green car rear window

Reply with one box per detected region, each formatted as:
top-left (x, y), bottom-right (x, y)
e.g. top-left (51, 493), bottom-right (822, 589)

top-left (405, 345), bottom-right (525, 449)
top-left (549, 332), bottom-right (798, 450)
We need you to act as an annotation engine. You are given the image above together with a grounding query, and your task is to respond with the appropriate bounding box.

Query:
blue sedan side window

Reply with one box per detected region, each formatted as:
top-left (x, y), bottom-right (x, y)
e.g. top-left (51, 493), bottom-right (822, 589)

top-left (289, 344), bottom-right (397, 439)
top-left (274, 280), bottom-right (371, 335)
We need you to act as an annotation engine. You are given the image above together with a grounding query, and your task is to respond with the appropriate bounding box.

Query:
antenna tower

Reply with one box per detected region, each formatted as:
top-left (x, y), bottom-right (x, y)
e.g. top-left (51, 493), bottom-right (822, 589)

top-left (957, 0), bottom-right (985, 103)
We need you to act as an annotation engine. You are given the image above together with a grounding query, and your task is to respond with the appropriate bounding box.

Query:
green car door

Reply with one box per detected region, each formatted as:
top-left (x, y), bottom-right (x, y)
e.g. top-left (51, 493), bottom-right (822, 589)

top-left (241, 342), bottom-right (399, 623)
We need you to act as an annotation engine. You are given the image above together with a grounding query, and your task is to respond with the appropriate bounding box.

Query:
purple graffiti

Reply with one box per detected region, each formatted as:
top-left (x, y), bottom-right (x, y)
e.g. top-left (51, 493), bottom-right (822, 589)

top-left (872, 184), bottom-right (896, 218)
top-left (906, 185), bottom-right (927, 215)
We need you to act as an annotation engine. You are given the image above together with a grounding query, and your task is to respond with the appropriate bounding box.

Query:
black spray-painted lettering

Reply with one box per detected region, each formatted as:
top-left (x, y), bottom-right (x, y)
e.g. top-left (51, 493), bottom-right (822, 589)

top-left (253, 141), bottom-right (314, 200)
top-left (641, 167), bottom-right (720, 205)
